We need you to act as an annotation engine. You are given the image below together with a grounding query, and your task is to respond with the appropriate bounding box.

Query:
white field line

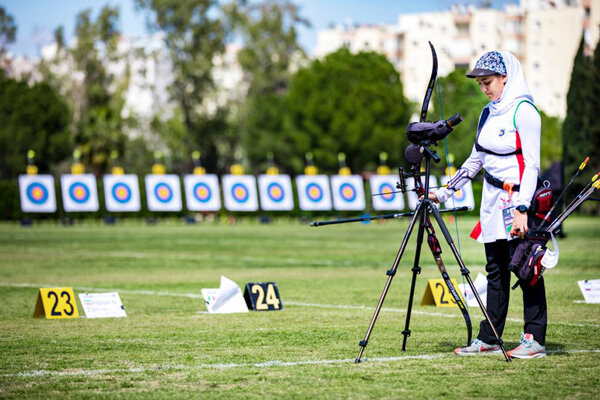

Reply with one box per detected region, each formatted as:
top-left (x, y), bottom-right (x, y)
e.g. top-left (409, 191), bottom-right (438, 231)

top-left (3, 350), bottom-right (600, 378)
top-left (2, 282), bottom-right (598, 327)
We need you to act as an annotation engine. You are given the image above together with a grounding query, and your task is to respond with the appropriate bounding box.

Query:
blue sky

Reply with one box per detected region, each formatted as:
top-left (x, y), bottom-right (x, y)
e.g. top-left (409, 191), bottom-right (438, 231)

top-left (3, 0), bottom-right (516, 58)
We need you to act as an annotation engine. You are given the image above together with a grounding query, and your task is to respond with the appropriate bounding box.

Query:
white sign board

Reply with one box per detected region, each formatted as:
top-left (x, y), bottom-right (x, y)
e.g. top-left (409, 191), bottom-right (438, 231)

top-left (406, 175), bottom-right (439, 210)
top-left (458, 273), bottom-right (487, 308)
top-left (103, 174), bottom-right (141, 212)
top-left (369, 175), bottom-right (405, 211)
top-left (60, 174), bottom-right (99, 212)
top-left (330, 175), bottom-right (366, 211)
top-left (78, 292), bottom-right (127, 318)
top-left (145, 174), bottom-right (182, 212)
top-left (578, 279), bottom-right (600, 304)
top-left (202, 276), bottom-right (249, 314)
top-left (184, 174), bottom-right (221, 211)
top-left (440, 175), bottom-right (475, 210)
top-left (222, 175), bottom-right (259, 212)
top-left (295, 175), bottom-right (332, 211)
top-left (258, 174), bottom-right (294, 211)
top-left (18, 174), bottom-right (57, 213)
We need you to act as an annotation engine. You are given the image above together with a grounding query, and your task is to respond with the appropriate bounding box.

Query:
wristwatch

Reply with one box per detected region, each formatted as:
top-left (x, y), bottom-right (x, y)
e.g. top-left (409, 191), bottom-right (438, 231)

top-left (515, 205), bottom-right (528, 213)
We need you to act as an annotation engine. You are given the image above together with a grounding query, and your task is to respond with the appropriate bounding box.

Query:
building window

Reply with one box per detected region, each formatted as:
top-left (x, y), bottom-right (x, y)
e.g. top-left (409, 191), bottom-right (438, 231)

top-left (456, 22), bottom-right (469, 35)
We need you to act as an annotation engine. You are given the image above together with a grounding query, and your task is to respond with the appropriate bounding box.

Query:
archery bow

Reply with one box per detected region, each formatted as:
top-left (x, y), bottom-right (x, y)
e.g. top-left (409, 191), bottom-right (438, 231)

top-left (414, 41), bottom-right (473, 344)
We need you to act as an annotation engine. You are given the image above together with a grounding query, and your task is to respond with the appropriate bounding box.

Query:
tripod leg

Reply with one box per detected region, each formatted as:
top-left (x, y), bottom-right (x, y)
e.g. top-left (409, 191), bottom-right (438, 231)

top-left (400, 207), bottom-right (427, 351)
top-left (425, 226), bottom-right (473, 345)
top-left (355, 202), bottom-right (423, 363)
top-left (429, 206), bottom-right (512, 362)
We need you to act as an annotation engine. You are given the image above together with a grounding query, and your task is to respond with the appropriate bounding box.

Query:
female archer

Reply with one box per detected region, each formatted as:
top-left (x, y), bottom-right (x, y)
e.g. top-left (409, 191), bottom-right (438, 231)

top-left (429, 51), bottom-right (547, 359)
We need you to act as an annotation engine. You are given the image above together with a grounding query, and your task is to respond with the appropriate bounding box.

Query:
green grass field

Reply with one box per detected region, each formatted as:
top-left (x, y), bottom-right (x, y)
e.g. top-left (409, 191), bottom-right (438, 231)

top-left (0, 216), bottom-right (599, 399)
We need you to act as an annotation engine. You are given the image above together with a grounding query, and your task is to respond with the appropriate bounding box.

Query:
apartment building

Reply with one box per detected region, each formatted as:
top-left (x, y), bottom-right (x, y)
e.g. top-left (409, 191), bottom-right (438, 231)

top-left (314, 0), bottom-right (600, 118)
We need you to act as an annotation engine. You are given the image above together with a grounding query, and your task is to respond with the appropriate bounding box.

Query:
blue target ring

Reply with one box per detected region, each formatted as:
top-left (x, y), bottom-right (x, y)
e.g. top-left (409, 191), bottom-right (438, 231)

top-left (339, 183), bottom-right (357, 202)
top-left (305, 183), bottom-right (323, 202)
top-left (267, 182), bottom-right (285, 203)
top-left (26, 182), bottom-right (48, 205)
top-left (154, 183), bottom-right (173, 203)
top-left (112, 183), bottom-right (132, 204)
top-left (193, 182), bottom-right (212, 203)
top-left (69, 182), bottom-right (90, 204)
top-left (378, 183), bottom-right (396, 202)
top-left (231, 183), bottom-right (249, 203)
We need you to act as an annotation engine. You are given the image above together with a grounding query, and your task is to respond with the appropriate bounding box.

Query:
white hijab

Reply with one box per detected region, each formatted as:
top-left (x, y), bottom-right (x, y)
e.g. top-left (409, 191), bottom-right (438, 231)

top-left (488, 51), bottom-right (534, 116)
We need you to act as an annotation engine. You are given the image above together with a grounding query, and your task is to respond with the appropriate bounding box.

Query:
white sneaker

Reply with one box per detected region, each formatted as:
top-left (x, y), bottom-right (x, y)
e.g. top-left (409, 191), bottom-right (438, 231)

top-left (507, 333), bottom-right (546, 359)
top-left (454, 339), bottom-right (502, 356)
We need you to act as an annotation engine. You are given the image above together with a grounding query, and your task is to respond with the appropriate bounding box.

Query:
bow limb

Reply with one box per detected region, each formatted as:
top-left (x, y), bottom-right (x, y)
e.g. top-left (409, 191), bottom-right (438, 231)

top-left (420, 41), bottom-right (438, 123)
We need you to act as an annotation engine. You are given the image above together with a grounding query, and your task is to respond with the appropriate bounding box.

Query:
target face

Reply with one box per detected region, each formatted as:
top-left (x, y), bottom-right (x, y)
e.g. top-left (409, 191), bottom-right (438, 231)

top-left (370, 175), bottom-right (404, 211)
top-left (145, 175), bottom-right (182, 212)
top-left (154, 183), bottom-right (174, 203)
top-left (222, 175), bottom-right (258, 211)
top-left (183, 175), bottom-right (221, 211)
top-left (295, 175), bottom-right (331, 211)
top-left (112, 183), bottom-right (132, 204)
top-left (27, 183), bottom-right (49, 205)
top-left (19, 175), bottom-right (57, 213)
top-left (258, 175), bottom-right (293, 211)
top-left (306, 183), bottom-right (324, 202)
top-left (330, 175), bottom-right (365, 211)
top-left (266, 182), bottom-right (284, 202)
top-left (339, 183), bottom-right (357, 202)
top-left (104, 175), bottom-right (141, 212)
top-left (440, 175), bottom-right (474, 211)
top-left (193, 182), bottom-right (212, 203)
top-left (378, 183), bottom-right (396, 202)
top-left (60, 174), bottom-right (99, 212)
top-left (69, 182), bottom-right (90, 204)
top-left (453, 188), bottom-right (466, 202)
top-left (231, 183), bottom-right (249, 203)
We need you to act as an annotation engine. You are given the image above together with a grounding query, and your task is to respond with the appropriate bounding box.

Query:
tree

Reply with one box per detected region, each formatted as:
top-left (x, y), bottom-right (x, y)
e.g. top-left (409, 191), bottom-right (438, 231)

top-left (539, 110), bottom-right (562, 171)
top-left (70, 7), bottom-right (131, 174)
top-left (0, 75), bottom-right (71, 179)
top-left (282, 49), bottom-right (412, 174)
top-left (562, 36), bottom-right (592, 183)
top-left (0, 6), bottom-right (16, 58)
top-left (225, 0), bottom-right (309, 172)
top-left (135, 0), bottom-right (227, 172)
top-left (40, 7), bottom-right (132, 175)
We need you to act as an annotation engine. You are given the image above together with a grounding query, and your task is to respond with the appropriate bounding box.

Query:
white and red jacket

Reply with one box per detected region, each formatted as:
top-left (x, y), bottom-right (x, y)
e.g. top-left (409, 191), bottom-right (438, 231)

top-left (435, 100), bottom-right (541, 243)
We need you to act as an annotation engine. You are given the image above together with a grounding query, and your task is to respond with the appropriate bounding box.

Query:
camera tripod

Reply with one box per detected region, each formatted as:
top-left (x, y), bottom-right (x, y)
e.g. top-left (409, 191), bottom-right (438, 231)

top-left (311, 144), bottom-right (511, 363)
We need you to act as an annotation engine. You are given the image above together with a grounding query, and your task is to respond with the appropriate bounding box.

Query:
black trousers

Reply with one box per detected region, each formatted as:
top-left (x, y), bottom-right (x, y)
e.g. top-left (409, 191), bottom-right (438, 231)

top-left (477, 239), bottom-right (547, 345)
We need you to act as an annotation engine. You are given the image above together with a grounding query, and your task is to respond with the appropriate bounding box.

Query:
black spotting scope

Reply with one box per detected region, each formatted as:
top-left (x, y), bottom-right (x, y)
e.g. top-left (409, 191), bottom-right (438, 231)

top-left (406, 113), bottom-right (462, 145)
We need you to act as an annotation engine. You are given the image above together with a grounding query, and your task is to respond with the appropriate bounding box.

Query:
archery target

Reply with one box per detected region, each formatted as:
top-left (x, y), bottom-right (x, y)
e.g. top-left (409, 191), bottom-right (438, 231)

top-left (258, 175), bottom-right (294, 211)
top-left (369, 175), bottom-right (405, 211)
top-left (103, 174), bottom-right (141, 212)
top-left (295, 175), bottom-right (332, 211)
top-left (406, 175), bottom-right (439, 210)
top-left (222, 175), bottom-right (258, 211)
top-left (330, 175), bottom-right (366, 211)
top-left (440, 175), bottom-right (475, 210)
top-left (184, 174), bottom-right (221, 211)
top-left (19, 174), bottom-right (57, 213)
top-left (60, 174), bottom-right (99, 212)
top-left (145, 174), bottom-right (182, 211)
